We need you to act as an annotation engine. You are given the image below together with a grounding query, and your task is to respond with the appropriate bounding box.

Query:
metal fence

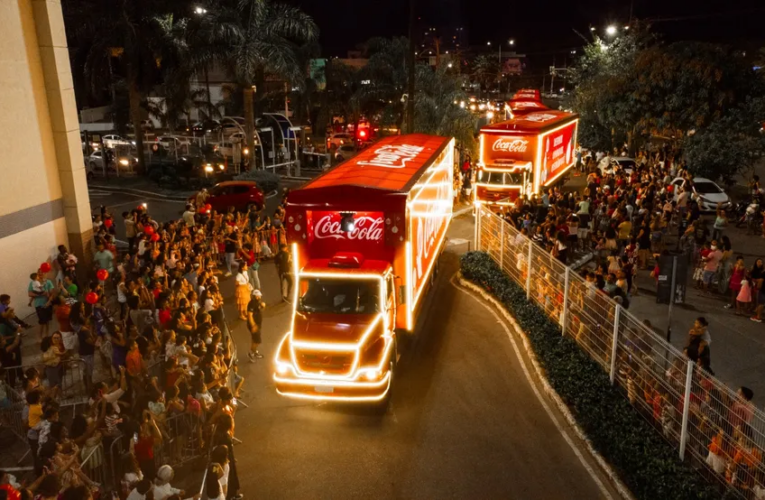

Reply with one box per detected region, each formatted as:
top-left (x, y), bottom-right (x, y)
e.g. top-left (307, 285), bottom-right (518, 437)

top-left (475, 205), bottom-right (765, 498)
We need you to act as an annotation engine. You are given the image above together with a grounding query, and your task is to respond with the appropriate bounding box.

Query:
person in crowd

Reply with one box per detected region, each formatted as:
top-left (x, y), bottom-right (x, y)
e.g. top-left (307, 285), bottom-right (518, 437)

top-left (275, 244), bottom-right (293, 301)
top-left (247, 290), bottom-right (264, 362)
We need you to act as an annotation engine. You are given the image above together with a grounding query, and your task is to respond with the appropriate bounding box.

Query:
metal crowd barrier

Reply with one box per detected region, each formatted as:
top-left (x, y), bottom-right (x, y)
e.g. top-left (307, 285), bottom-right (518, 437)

top-left (475, 205), bottom-right (765, 498)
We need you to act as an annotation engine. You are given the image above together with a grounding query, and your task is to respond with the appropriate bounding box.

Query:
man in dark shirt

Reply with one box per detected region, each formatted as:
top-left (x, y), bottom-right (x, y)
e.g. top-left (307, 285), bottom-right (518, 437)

top-left (77, 327), bottom-right (97, 392)
top-left (274, 244), bottom-right (293, 302)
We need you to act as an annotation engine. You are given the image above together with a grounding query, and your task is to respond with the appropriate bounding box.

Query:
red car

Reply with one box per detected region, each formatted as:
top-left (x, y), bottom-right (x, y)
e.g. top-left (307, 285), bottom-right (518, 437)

top-left (192, 181), bottom-right (265, 212)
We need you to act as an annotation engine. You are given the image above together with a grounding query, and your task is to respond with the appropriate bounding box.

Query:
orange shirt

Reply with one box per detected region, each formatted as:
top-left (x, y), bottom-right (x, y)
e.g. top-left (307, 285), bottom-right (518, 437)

top-left (734, 446), bottom-right (762, 469)
top-left (126, 350), bottom-right (143, 377)
top-left (55, 305), bottom-right (72, 332)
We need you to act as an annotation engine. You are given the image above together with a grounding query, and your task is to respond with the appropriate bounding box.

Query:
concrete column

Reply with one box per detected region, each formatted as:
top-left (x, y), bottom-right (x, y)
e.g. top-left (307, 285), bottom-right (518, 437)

top-left (32, 0), bottom-right (93, 272)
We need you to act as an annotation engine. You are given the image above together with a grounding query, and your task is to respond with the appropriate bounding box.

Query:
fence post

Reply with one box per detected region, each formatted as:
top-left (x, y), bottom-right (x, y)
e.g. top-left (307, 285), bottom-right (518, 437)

top-left (679, 360), bottom-right (694, 461)
top-left (609, 304), bottom-right (621, 384)
top-left (561, 267), bottom-right (570, 336)
top-left (500, 220), bottom-right (505, 270)
top-left (526, 240), bottom-right (533, 300)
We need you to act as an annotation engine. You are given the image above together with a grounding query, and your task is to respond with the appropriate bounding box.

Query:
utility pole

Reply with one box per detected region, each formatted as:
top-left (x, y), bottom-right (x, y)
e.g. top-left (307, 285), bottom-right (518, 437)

top-left (549, 57), bottom-right (556, 94)
top-left (406, 0), bottom-right (416, 133)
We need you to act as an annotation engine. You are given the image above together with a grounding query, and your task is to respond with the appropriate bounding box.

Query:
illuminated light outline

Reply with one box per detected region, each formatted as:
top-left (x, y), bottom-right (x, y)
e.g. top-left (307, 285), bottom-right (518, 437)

top-left (274, 327), bottom-right (394, 382)
top-left (290, 313), bottom-right (384, 351)
top-left (275, 379), bottom-right (391, 402)
top-left (542, 160), bottom-right (575, 186)
top-left (412, 228), bottom-right (448, 307)
top-left (273, 370), bottom-right (391, 388)
top-left (405, 240), bottom-right (413, 330)
top-left (474, 183), bottom-right (523, 189)
top-left (481, 164), bottom-right (532, 173)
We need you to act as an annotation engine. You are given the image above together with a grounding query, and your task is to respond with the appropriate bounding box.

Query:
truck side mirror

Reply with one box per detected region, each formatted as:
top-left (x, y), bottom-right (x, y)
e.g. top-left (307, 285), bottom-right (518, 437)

top-left (398, 285), bottom-right (406, 305)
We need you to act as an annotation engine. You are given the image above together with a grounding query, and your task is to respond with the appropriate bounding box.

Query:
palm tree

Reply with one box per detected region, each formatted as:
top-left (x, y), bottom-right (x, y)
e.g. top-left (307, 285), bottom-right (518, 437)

top-left (63, 0), bottom-right (186, 172)
top-left (201, 0), bottom-right (318, 159)
top-left (356, 38), bottom-right (411, 131)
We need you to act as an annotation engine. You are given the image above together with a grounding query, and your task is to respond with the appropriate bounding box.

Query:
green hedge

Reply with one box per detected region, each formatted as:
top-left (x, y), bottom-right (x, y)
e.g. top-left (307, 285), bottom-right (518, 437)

top-left (460, 251), bottom-right (718, 500)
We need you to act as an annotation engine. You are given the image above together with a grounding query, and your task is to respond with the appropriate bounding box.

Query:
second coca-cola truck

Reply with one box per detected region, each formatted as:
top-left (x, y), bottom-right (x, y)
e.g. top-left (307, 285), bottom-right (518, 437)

top-left (273, 134), bottom-right (454, 406)
top-left (476, 109), bottom-right (579, 207)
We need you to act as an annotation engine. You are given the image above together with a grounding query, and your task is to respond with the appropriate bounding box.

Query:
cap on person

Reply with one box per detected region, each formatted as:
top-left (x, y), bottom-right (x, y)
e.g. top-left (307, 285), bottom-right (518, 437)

top-left (252, 289), bottom-right (262, 298)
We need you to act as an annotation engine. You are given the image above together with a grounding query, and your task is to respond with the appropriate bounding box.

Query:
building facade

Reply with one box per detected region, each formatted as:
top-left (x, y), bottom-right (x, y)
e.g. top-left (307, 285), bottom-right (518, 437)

top-left (0, 0), bottom-right (92, 315)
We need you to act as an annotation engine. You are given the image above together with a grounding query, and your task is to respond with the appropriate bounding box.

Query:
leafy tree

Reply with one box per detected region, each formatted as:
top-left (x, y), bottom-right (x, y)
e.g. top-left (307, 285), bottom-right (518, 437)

top-left (200, 0), bottom-right (318, 156)
top-left (63, 0), bottom-right (185, 172)
top-left (414, 66), bottom-right (476, 150)
top-left (470, 55), bottom-right (500, 96)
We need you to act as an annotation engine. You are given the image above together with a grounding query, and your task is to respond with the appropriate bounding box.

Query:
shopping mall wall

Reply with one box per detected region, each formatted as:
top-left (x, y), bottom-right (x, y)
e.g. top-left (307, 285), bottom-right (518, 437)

top-left (0, 0), bottom-right (92, 317)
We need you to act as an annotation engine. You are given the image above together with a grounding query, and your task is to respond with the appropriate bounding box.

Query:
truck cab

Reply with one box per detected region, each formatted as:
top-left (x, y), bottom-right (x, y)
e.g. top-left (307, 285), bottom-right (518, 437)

top-left (274, 254), bottom-right (397, 402)
top-left (272, 134), bottom-right (455, 406)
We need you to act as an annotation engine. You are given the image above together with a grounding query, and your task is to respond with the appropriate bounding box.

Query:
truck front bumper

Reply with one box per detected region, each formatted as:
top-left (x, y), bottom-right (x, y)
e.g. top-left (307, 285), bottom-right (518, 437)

top-left (273, 370), bottom-right (391, 402)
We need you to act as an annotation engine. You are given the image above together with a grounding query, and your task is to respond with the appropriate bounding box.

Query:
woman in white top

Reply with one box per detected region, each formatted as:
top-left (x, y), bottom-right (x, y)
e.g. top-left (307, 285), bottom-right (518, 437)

top-left (234, 261), bottom-right (251, 320)
top-left (153, 465), bottom-right (185, 500)
top-left (209, 446), bottom-right (231, 498)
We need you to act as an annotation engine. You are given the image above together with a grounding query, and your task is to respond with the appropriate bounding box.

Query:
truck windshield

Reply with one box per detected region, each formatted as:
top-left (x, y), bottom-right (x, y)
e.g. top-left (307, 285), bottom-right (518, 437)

top-left (298, 278), bottom-right (380, 314)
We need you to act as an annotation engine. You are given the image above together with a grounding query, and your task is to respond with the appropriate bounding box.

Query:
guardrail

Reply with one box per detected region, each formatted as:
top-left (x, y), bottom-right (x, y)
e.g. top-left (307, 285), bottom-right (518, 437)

top-left (475, 205), bottom-right (765, 498)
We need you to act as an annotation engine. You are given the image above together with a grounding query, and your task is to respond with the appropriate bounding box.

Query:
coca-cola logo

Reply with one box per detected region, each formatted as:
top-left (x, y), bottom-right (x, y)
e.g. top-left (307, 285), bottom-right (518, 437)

top-left (356, 144), bottom-right (424, 169)
top-left (492, 138), bottom-right (529, 153)
top-left (314, 215), bottom-right (384, 241)
top-left (520, 113), bottom-right (559, 123)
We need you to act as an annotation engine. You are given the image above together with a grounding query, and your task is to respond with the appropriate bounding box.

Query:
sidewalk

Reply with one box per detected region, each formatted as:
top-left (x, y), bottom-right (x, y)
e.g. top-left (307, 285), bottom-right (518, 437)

top-left (563, 173), bottom-right (765, 405)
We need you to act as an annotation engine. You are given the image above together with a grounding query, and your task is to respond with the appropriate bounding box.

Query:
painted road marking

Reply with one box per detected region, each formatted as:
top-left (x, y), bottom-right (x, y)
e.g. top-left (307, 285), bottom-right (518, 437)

top-left (451, 275), bottom-right (615, 500)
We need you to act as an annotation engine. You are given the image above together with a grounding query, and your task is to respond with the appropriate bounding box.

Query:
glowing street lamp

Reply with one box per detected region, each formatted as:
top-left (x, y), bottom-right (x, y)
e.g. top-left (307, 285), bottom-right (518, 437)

top-left (508, 39), bottom-right (515, 46)
top-left (194, 6), bottom-right (207, 14)
top-left (606, 25), bottom-right (617, 36)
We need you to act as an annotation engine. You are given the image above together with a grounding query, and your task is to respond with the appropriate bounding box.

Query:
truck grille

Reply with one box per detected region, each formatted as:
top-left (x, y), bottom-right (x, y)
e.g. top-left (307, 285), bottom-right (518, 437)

top-left (296, 350), bottom-right (354, 375)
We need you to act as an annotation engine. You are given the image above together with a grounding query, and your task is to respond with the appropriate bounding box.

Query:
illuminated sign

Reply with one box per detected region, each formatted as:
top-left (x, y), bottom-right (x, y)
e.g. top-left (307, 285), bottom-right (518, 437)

top-left (492, 137), bottom-right (529, 153)
top-left (314, 214), bottom-right (384, 241)
top-left (541, 121), bottom-right (577, 185)
top-left (356, 144), bottom-right (425, 169)
top-left (520, 113), bottom-right (559, 123)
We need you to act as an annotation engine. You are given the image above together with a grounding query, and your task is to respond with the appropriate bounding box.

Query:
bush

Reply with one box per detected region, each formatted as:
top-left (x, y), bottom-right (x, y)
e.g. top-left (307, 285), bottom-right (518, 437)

top-left (234, 169), bottom-right (280, 195)
top-left (460, 251), bottom-right (718, 500)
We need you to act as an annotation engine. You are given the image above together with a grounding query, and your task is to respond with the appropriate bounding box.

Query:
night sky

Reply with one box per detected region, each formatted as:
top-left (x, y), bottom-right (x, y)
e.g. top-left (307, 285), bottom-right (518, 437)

top-left (289, 0), bottom-right (765, 58)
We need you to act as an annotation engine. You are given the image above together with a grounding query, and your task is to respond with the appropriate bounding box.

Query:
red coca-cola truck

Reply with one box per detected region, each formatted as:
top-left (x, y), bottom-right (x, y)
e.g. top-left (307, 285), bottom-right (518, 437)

top-left (476, 110), bottom-right (579, 207)
top-left (273, 134), bottom-right (454, 406)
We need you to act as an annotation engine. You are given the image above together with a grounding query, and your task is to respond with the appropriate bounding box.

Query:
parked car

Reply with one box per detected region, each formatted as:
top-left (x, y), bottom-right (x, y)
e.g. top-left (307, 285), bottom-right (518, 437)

top-left (102, 134), bottom-right (132, 148)
top-left (326, 133), bottom-right (353, 150)
top-left (598, 156), bottom-right (636, 176)
top-left (190, 181), bottom-right (265, 212)
top-left (191, 120), bottom-right (221, 136)
top-left (156, 135), bottom-right (192, 149)
top-left (671, 177), bottom-right (730, 212)
top-left (334, 144), bottom-right (358, 161)
top-left (86, 151), bottom-right (138, 178)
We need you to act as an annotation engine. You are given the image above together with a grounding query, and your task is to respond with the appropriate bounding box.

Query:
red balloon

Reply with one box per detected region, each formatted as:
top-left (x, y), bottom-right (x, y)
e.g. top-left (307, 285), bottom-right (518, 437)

top-left (39, 262), bottom-right (51, 273)
top-left (96, 269), bottom-right (109, 281)
top-left (151, 233), bottom-right (160, 242)
top-left (144, 225), bottom-right (155, 236)
top-left (205, 204), bottom-right (212, 211)
top-left (85, 292), bottom-right (99, 305)
top-left (198, 206), bottom-right (208, 214)
top-left (104, 218), bottom-right (113, 228)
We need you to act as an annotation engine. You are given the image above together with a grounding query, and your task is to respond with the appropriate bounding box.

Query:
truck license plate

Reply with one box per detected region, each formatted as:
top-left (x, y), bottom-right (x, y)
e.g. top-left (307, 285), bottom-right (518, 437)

top-left (315, 386), bottom-right (334, 394)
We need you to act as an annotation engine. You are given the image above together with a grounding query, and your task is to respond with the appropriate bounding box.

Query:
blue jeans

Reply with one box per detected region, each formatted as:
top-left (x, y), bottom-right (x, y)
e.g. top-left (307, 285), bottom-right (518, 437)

top-left (247, 267), bottom-right (261, 291)
top-left (225, 253), bottom-right (236, 273)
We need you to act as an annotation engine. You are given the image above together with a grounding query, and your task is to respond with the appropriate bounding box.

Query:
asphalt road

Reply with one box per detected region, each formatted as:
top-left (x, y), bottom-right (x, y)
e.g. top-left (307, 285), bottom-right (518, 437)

top-left (87, 188), bottom-right (619, 499)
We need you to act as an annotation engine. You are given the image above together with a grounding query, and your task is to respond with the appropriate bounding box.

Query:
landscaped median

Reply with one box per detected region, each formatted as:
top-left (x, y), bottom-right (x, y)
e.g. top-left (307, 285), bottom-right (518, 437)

top-left (460, 251), bottom-right (718, 500)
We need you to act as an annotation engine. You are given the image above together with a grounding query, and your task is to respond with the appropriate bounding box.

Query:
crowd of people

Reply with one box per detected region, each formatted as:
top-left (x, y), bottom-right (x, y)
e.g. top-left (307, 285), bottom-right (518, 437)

top-left (490, 146), bottom-right (765, 496)
top-left (0, 191), bottom-right (295, 500)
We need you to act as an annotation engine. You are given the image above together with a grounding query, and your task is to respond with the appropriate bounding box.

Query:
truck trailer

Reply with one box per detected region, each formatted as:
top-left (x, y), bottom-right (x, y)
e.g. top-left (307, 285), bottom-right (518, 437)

top-left (476, 109), bottom-right (579, 207)
top-left (273, 134), bottom-right (455, 405)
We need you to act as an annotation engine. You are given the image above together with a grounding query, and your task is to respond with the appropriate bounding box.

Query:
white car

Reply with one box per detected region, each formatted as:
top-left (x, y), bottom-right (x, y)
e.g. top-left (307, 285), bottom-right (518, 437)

top-left (327, 133), bottom-right (353, 150)
top-left (598, 156), bottom-right (636, 176)
top-left (86, 151), bottom-right (138, 177)
top-left (671, 177), bottom-right (730, 212)
top-left (156, 136), bottom-right (192, 149)
top-left (102, 134), bottom-right (132, 148)
top-left (334, 144), bottom-right (358, 161)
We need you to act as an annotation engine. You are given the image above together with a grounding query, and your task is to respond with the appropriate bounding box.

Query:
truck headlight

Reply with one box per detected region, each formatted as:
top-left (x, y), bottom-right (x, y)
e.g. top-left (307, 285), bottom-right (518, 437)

top-left (275, 362), bottom-right (290, 375)
top-left (361, 368), bottom-right (381, 381)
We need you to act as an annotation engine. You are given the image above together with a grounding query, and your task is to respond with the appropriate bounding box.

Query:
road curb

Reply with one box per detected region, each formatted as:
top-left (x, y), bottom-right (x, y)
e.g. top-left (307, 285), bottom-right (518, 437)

top-left (89, 184), bottom-right (191, 201)
top-left (457, 273), bottom-right (635, 500)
